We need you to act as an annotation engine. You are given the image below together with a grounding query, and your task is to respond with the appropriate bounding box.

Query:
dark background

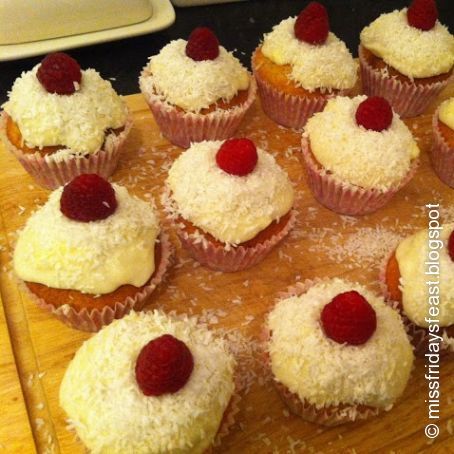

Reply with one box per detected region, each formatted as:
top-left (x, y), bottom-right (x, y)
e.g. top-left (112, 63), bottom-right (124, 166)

top-left (0, 0), bottom-right (453, 104)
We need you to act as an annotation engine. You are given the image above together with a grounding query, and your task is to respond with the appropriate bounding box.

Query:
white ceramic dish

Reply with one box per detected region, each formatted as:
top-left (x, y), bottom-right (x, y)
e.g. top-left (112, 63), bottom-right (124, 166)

top-left (0, 0), bottom-right (175, 62)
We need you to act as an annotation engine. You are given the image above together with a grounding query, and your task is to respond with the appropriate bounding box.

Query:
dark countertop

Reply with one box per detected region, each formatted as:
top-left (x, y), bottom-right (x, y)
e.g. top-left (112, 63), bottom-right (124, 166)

top-left (0, 0), bottom-right (453, 104)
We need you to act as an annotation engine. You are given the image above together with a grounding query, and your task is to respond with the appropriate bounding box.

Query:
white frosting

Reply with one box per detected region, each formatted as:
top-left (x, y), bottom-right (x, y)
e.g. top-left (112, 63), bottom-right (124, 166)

top-left (267, 278), bottom-right (413, 409)
top-left (360, 9), bottom-right (454, 79)
top-left (396, 225), bottom-right (454, 328)
top-left (14, 185), bottom-right (159, 294)
top-left (166, 140), bottom-right (294, 245)
top-left (60, 310), bottom-right (235, 454)
top-left (143, 39), bottom-right (250, 113)
top-left (304, 96), bottom-right (420, 190)
top-left (261, 17), bottom-right (357, 91)
top-left (439, 97), bottom-right (454, 130)
top-left (3, 67), bottom-right (128, 153)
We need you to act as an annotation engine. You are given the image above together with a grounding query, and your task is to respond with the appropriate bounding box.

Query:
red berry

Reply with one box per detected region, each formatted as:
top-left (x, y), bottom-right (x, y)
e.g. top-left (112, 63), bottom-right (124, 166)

top-left (216, 138), bottom-right (258, 176)
top-left (294, 1), bottom-right (329, 45)
top-left (185, 27), bottom-right (220, 61)
top-left (37, 52), bottom-right (82, 95)
top-left (60, 174), bottom-right (117, 222)
top-left (407, 0), bottom-right (438, 31)
top-left (448, 231), bottom-right (454, 262)
top-left (321, 290), bottom-right (377, 345)
top-left (356, 96), bottom-right (393, 132)
top-left (135, 334), bottom-right (194, 396)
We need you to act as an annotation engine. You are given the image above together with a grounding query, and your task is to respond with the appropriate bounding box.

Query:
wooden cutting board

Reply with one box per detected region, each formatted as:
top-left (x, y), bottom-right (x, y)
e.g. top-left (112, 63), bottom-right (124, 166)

top-left (1, 88), bottom-right (454, 454)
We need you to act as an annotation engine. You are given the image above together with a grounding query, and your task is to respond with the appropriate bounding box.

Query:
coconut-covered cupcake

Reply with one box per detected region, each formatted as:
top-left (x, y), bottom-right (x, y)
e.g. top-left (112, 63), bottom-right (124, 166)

top-left (0, 53), bottom-right (131, 189)
top-left (60, 310), bottom-right (238, 453)
top-left (139, 27), bottom-right (256, 148)
top-left (359, 0), bottom-right (454, 118)
top-left (301, 95), bottom-right (419, 215)
top-left (252, 1), bottom-right (357, 129)
top-left (163, 138), bottom-right (295, 272)
top-left (431, 97), bottom-right (454, 187)
top-left (382, 225), bottom-right (454, 356)
top-left (13, 174), bottom-right (171, 331)
top-left (266, 278), bottom-right (414, 426)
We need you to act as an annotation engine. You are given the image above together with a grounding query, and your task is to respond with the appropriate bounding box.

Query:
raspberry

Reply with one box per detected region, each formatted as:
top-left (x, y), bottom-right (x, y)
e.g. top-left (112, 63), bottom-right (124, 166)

top-left (135, 334), bottom-right (194, 396)
top-left (60, 174), bottom-right (117, 222)
top-left (185, 27), bottom-right (220, 61)
top-left (356, 96), bottom-right (393, 132)
top-left (407, 0), bottom-right (438, 31)
top-left (37, 52), bottom-right (82, 95)
top-left (216, 138), bottom-right (258, 176)
top-left (321, 290), bottom-right (377, 345)
top-left (294, 1), bottom-right (329, 45)
top-left (448, 231), bottom-right (454, 262)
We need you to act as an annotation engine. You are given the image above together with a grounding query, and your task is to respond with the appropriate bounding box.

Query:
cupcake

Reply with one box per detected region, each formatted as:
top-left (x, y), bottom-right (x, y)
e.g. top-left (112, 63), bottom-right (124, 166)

top-left (139, 27), bottom-right (256, 148)
top-left (381, 225), bottom-right (454, 356)
top-left (60, 310), bottom-right (238, 453)
top-left (0, 53), bottom-right (132, 189)
top-left (163, 138), bottom-right (295, 272)
top-left (431, 97), bottom-right (454, 187)
top-left (359, 0), bottom-right (454, 118)
top-left (266, 278), bottom-right (414, 426)
top-left (301, 95), bottom-right (419, 215)
top-left (251, 1), bottom-right (357, 129)
top-left (13, 174), bottom-right (171, 332)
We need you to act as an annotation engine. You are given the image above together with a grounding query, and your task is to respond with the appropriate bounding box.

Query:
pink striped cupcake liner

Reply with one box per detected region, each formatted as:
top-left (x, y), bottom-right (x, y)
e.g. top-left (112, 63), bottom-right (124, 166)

top-left (175, 209), bottom-right (296, 272)
top-left (300, 137), bottom-right (419, 216)
top-left (22, 231), bottom-right (173, 332)
top-left (359, 45), bottom-right (452, 118)
top-left (430, 109), bottom-right (454, 188)
top-left (0, 110), bottom-right (133, 190)
top-left (139, 71), bottom-right (256, 148)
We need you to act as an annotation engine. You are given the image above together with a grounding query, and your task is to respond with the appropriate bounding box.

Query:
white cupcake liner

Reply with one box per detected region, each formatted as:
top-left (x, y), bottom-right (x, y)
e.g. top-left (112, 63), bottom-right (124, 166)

top-left (0, 110), bottom-right (133, 190)
top-left (23, 231), bottom-right (173, 332)
top-left (139, 70), bottom-right (256, 148)
top-left (212, 391), bottom-right (241, 449)
top-left (430, 109), bottom-right (454, 188)
top-left (175, 209), bottom-right (296, 272)
top-left (300, 137), bottom-right (419, 215)
top-left (359, 45), bottom-right (451, 118)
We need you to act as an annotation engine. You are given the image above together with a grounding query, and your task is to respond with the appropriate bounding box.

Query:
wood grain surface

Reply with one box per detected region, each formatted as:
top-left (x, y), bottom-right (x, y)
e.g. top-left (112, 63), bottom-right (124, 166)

top-left (1, 88), bottom-right (454, 454)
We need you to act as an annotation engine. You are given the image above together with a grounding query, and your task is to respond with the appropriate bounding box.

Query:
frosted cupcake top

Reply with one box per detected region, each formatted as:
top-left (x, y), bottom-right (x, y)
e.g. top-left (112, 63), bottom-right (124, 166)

top-left (360, 9), bottom-right (454, 79)
top-left (60, 310), bottom-right (236, 454)
top-left (267, 278), bottom-right (413, 409)
top-left (14, 184), bottom-right (159, 294)
top-left (395, 225), bottom-right (454, 328)
top-left (142, 39), bottom-right (250, 113)
top-left (439, 98), bottom-right (454, 130)
top-left (261, 17), bottom-right (357, 92)
top-left (165, 140), bottom-right (294, 246)
top-left (3, 67), bottom-right (128, 153)
top-left (304, 95), bottom-right (420, 190)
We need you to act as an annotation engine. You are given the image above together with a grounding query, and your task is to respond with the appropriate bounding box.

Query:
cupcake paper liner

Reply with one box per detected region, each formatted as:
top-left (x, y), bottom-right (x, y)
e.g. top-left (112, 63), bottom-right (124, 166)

top-left (23, 231), bottom-right (173, 332)
top-left (0, 110), bottom-right (133, 190)
top-left (139, 71), bottom-right (257, 148)
top-left (300, 137), bottom-right (419, 216)
top-left (430, 110), bottom-right (454, 188)
top-left (379, 250), bottom-right (453, 357)
top-left (212, 391), bottom-right (241, 449)
top-left (175, 209), bottom-right (296, 272)
top-left (359, 45), bottom-right (451, 118)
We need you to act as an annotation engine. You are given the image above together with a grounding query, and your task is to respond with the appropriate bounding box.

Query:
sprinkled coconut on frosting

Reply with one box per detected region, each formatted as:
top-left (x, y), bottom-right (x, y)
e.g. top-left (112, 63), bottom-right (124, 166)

top-left (60, 310), bottom-right (235, 454)
top-left (14, 184), bottom-right (159, 294)
top-left (165, 140), bottom-right (294, 245)
top-left (304, 96), bottom-right (419, 190)
top-left (267, 278), bottom-right (413, 409)
top-left (261, 17), bottom-right (357, 92)
top-left (439, 98), bottom-right (454, 130)
top-left (142, 39), bottom-right (250, 113)
top-left (3, 67), bottom-right (128, 153)
top-left (360, 9), bottom-right (454, 79)
top-left (395, 225), bottom-right (454, 328)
